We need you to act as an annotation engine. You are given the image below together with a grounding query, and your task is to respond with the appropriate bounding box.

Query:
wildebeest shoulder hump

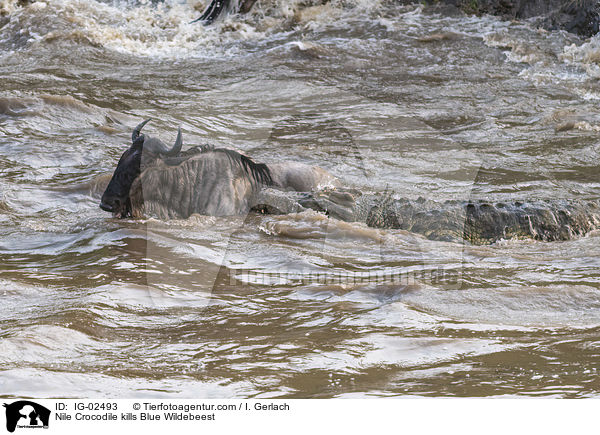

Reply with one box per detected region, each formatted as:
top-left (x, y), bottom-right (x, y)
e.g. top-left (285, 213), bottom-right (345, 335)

top-left (165, 145), bottom-right (273, 186)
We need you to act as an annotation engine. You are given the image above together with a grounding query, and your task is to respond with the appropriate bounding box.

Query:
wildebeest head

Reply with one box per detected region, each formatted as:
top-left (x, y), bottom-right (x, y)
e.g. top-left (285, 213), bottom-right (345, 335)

top-left (100, 119), bottom-right (182, 218)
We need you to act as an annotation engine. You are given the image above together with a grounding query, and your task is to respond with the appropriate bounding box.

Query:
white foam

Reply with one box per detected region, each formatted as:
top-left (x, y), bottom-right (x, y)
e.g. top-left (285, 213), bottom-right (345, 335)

top-left (562, 35), bottom-right (600, 79)
top-left (0, 0), bottom-right (21, 15)
top-left (2, 0), bottom-right (398, 59)
top-left (66, 0), bottom-right (243, 59)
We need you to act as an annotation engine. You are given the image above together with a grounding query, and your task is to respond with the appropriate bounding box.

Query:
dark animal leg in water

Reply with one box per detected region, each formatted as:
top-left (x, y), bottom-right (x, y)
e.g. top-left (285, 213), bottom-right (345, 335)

top-left (239, 0), bottom-right (258, 14)
top-left (191, 0), bottom-right (232, 24)
top-left (192, 0), bottom-right (258, 24)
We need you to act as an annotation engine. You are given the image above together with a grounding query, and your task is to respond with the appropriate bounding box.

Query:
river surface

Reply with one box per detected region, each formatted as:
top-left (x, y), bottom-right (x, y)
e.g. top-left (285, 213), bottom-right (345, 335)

top-left (1, 0), bottom-right (600, 398)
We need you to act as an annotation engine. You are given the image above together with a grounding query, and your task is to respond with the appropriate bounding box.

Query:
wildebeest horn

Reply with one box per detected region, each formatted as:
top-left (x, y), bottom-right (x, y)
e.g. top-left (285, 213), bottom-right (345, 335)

top-left (164, 128), bottom-right (183, 156)
top-left (132, 118), bottom-right (152, 142)
top-left (142, 127), bottom-right (183, 156)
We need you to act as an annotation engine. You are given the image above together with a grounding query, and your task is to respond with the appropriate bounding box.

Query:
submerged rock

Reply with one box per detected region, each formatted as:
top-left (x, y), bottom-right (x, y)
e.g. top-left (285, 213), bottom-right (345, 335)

top-left (422, 0), bottom-right (600, 37)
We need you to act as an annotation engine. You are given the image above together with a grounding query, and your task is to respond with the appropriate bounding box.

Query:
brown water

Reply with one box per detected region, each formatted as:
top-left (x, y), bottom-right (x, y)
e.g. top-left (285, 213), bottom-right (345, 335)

top-left (1, 0), bottom-right (600, 398)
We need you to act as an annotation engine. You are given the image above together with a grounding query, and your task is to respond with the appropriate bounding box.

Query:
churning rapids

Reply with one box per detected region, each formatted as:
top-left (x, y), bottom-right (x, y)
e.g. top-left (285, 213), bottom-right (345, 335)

top-left (2, 0), bottom-right (600, 398)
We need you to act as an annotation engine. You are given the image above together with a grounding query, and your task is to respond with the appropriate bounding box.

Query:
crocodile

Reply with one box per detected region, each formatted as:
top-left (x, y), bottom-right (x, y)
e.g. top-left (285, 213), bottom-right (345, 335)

top-left (254, 188), bottom-right (600, 244)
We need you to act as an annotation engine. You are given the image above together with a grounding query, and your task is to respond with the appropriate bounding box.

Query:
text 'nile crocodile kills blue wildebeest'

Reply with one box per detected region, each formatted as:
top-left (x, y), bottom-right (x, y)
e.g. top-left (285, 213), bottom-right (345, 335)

top-left (100, 120), bottom-right (600, 244)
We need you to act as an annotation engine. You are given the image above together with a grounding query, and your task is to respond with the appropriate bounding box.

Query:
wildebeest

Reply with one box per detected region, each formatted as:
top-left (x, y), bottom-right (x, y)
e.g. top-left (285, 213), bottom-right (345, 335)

top-left (100, 121), bottom-right (600, 244)
top-left (99, 119), bottom-right (337, 219)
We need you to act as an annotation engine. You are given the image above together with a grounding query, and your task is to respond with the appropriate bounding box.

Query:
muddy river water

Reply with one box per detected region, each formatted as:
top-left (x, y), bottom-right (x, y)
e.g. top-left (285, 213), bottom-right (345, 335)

top-left (1, 0), bottom-right (600, 397)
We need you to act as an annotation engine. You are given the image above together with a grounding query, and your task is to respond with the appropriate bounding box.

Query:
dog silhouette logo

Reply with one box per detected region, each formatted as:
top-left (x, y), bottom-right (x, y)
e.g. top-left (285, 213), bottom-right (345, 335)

top-left (3, 401), bottom-right (50, 433)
